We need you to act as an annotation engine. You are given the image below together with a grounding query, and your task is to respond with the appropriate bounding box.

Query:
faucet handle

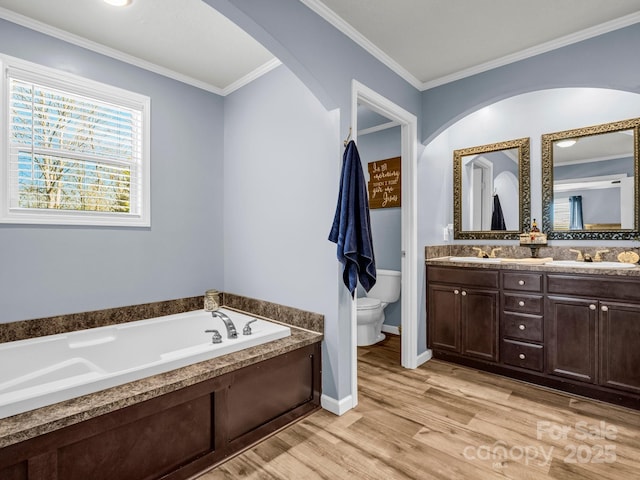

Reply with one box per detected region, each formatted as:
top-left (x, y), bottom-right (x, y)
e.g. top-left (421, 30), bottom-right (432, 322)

top-left (205, 329), bottom-right (222, 343)
top-left (243, 319), bottom-right (258, 335)
top-left (595, 249), bottom-right (610, 262)
top-left (489, 247), bottom-right (502, 258)
top-left (569, 249), bottom-right (583, 261)
top-left (472, 247), bottom-right (488, 258)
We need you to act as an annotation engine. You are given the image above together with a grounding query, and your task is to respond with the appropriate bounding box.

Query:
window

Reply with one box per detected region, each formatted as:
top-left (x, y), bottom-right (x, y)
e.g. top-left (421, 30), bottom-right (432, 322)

top-left (1, 55), bottom-right (150, 226)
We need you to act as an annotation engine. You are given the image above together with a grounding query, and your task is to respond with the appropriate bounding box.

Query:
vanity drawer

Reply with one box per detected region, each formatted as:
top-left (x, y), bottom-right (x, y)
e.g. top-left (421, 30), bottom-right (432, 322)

top-left (502, 340), bottom-right (544, 372)
top-left (427, 266), bottom-right (499, 289)
top-left (502, 272), bottom-right (543, 292)
top-left (547, 274), bottom-right (640, 303)
top-left (503, 293), bottom-right (543, 314)
top-left (502, 313), bottom-right (543, 342)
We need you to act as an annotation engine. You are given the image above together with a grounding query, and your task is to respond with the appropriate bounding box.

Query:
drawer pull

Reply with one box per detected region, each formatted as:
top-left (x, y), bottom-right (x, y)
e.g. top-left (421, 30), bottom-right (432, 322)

top-left (519, 353), bottom-right (526, 360)
top-left (518, 301), bottom-right (525, 307)
top-left (461, 291), bottom-right (467, 296)
top-left (454, 289), bottom-right (459, 295)
top-left (519, 324), bottom-right (526, 330)
top-left (518, 280), bottom-right (525, 286)
top-left (589, 304), bottom-right (596, 310)
top-left (601, 305), bottom-right (609, 312)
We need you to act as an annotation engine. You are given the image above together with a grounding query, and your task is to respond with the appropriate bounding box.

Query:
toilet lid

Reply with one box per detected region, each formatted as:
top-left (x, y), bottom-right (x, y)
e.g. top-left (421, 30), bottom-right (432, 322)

top-left (357, 297), bottom-right (381, 310)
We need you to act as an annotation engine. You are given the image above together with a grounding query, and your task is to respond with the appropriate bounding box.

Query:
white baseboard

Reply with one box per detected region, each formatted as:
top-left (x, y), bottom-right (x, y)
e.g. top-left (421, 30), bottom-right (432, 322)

top-left (321, 394), bottom-right (353, 416)
top-left (416, 348), bottom-right (433, 367)
top-left (381, 324), bottom-right (400, 335)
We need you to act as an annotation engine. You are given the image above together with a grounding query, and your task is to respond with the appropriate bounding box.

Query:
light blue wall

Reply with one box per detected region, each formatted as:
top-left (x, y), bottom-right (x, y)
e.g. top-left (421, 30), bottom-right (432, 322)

top-left (223, 65), bottom-right (341, 397)
top-left (0, 19), bottom-right (225, 323)
top-left (204, 0), bottom-right (421, 404)
top-left (357, 126), bottom-right (402, 328)
top-left (422, 23), bottom-right (640, 144)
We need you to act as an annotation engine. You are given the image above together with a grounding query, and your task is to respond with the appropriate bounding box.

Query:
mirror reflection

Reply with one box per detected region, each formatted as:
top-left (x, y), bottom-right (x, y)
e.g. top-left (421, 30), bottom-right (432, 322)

top-left (454, 138), bottom-right (530, 240)
top-left (542, 118), bottom-right (640, 240)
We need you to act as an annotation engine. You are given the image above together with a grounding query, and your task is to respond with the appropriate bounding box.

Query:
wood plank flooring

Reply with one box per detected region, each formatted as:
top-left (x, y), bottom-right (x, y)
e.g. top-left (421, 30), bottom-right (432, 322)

top-left (195, 336), bottom-right (640, 479)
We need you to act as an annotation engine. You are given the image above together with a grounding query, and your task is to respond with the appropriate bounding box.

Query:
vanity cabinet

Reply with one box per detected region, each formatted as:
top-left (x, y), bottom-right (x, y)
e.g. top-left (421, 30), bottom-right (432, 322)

top-left (427, 266), bottom-right (499, 362)
top-left (427, 264), bottom-right (640, 410)
top-left (547, 274), bottom-right (640, 394)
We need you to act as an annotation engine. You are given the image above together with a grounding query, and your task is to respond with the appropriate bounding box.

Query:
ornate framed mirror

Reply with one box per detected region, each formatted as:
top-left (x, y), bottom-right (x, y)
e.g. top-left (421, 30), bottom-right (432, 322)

top-left (453, 137), bottom-right (530, 239)
top-left (541, 117), bottom-right (640, 240)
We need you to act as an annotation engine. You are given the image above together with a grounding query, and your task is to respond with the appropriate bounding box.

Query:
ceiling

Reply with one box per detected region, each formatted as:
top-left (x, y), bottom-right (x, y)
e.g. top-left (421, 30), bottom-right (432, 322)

top-left (1, 0), bottom-right (639, 94)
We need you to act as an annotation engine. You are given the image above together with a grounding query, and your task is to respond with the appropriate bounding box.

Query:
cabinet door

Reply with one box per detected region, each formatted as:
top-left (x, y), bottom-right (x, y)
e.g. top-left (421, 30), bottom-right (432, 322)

top-left (461, 288), bottom-right (499, 362)
top-left (428, 284), bottom-right (460, 353)
top-left (546, 296), bottom-right (597, 383)
top-left (599, 301), bottom-right (640, 394)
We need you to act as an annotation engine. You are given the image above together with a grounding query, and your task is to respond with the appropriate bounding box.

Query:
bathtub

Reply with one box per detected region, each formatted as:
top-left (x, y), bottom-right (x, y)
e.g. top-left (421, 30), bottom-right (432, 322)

top-left (0, 308), bottom-right (291, 419)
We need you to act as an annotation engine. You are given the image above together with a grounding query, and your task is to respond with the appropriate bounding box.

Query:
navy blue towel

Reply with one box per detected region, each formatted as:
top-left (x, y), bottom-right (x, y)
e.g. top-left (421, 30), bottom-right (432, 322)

top-left (491, 194), bottom-right (506, 230)
top-left (328, 140), bottom-right (376, 295)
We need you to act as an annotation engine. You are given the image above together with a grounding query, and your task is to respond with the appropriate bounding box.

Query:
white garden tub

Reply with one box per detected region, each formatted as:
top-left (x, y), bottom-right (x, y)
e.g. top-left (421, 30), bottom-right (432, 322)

top-left (0, 308), bottom-right (290, 419)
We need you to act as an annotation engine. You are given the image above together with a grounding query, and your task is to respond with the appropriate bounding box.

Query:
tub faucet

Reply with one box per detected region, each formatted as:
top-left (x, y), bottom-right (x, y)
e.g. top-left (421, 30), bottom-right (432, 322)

top-left (211, 310), bottom-right (238, 339)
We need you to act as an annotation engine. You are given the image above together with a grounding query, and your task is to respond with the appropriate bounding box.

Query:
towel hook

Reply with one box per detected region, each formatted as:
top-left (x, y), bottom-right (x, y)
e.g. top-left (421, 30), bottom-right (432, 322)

top-left (343, 127), bottom-right (352, 147)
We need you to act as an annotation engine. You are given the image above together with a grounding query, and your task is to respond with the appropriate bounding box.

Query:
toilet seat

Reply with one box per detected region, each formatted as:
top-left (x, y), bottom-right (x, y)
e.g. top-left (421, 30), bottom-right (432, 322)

top-left (357, 297), bottom-right (381, 310)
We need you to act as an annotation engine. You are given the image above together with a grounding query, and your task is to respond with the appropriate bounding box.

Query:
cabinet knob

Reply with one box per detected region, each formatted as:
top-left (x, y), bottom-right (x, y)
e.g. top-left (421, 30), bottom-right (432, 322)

top-left (518, 324), bottom-right (526, 330)
top-left (454, 289), bottom-right (459, 295)
top-left (461, 291), bottom-right (467, 296)
top-left (518, 301), bottom-right (525, 307)
top-left (518, 280), bottom-right (525, 286)
top-left (601, 305), bottom-right (609, 312)
top-left (589, 304), bottom-right (596, 310)
top-left (519, 353), bottom-right (526, 360)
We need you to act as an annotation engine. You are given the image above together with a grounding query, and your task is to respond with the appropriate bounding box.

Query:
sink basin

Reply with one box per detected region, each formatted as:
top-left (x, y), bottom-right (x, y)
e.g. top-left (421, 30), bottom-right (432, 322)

top-left (544, 260), bottom-right (636, 269)
top-left (448, 256), bottom-right (502, 263)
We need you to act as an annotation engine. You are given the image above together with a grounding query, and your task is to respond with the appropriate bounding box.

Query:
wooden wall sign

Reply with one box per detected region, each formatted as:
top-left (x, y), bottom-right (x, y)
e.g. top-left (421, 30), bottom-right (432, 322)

top-left (367, 156), bottom-right (401, 209)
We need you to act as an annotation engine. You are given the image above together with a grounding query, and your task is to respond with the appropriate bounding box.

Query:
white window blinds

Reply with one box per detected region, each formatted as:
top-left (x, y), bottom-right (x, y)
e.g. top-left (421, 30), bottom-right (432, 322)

top-left (2, 59), bottom-right (150, 226)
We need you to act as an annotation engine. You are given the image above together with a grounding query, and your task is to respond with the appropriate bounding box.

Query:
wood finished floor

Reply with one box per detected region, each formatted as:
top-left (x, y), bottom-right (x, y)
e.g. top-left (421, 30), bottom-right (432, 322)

top-left (196, 335), bottom-right (640, 479)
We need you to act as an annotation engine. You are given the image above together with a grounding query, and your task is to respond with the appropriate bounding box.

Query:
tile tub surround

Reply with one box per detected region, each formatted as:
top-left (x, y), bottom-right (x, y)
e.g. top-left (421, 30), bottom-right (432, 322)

top-left (0, 293), bottom-right (324, 343)
top-left (0, 295), bottom-right (324, 449)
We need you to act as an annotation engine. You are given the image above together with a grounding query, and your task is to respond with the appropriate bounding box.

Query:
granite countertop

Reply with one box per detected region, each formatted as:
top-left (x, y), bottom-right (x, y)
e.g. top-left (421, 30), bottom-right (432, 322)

top-left (426, 256), bottom-right (640, 277)
top-left (0, 324), bottom-right (322, 449)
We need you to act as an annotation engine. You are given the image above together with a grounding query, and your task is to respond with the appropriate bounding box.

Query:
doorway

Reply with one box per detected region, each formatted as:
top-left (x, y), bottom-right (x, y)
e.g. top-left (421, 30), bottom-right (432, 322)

top-left (349, 80), bottom-right (418, 408)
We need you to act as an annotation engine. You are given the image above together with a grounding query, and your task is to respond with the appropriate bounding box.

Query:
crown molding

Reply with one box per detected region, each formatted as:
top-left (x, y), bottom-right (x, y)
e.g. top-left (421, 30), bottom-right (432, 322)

top-left (300, 0), bottom-right (423, 90)
top-left (301, 2), bottom-right (640, 92)
top-left (421, 10), bottom-right (640, 90)
top-left (0, 6), bottom-right (277, 96)
top-left (223, 58), bottom-right (283, 95)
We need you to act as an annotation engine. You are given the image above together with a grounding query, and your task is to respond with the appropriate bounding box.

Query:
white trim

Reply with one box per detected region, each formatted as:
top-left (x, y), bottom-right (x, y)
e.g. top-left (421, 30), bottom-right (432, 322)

top-left (222, 58), bottom-right (283, 95)
top-left (320, 394), bottom-right (353, 416)
top-left (417, 348), bottom-right (433, 367)
top-left (301, 2), bottom-right (640, 91)
top-left (358, 120), bottom-right (400, 137)
top-left (301, 0), bottom-right (423, 90)
top-left (350, 79), bottom-right (419, 411)
top-left (381, 324), bottom-right (400, 335)
top-left (0, 7), bottom-right (279, 96)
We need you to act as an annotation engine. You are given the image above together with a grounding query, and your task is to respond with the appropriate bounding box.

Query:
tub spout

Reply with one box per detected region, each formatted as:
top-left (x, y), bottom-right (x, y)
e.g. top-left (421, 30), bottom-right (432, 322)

top-left (211, 311), bottom-right (238, 339)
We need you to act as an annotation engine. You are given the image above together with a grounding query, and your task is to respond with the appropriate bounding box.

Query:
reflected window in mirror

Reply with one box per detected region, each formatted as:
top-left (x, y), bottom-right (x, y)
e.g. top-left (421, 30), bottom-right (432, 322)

top-left (542, 118), bottom-right (640, 240)
top-left (454, 138), bottom-right (530, 240)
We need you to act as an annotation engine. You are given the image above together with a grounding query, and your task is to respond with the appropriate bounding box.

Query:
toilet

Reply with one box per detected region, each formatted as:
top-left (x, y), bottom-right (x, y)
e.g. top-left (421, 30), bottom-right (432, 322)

top-left (356, 269), bottom-right (401, 346)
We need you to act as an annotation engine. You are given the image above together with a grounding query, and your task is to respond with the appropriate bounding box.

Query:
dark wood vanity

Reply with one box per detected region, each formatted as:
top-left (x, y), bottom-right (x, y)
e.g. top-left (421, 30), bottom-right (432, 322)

top-left (427, 264), bottom-right (640, 410)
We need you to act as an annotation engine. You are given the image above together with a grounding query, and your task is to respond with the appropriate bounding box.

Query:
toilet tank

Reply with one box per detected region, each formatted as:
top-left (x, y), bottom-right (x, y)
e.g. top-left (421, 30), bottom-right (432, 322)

top-left (366, 269), bottom-right (401, 303)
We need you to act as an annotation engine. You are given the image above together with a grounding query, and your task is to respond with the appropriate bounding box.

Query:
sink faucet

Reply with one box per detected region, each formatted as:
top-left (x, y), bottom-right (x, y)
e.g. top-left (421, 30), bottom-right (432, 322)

top-left (211, 310), bottom-right (238, 339)
top-left (472, 247), bottom-right (489, 258)
top-left (594, 249), bottom-right (610, 262)
top-left (569, 249), bottom-right (584, 261)
top-left (489, 247), bottom-right (502, 258)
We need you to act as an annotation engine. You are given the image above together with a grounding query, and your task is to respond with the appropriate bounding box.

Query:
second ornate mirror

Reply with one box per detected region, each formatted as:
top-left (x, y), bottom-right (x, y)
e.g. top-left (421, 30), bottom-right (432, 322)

top-left (542, 117), bottom-right (640, 240)
top-left (453, 137), bottom-right (530, 239)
